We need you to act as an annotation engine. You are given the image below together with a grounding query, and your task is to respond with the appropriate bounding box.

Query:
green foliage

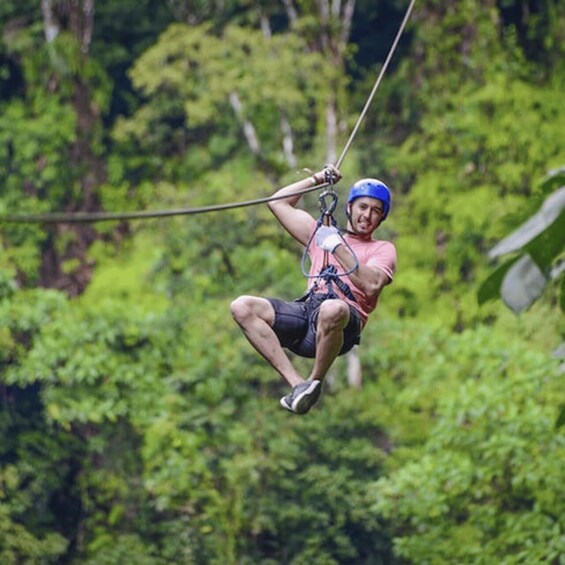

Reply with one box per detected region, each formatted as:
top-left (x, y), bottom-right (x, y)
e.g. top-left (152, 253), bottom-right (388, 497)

top-left (114, 21), bottom-right (333, 166)
top-left (0, 503), bottom-right (68, 565)
top-left (0, 97), bottom-right (77, 280)
top-left (0, 17), bottom-right (113, 286)
top-left (367, 321), bottom-right (565, 564)
top-left (385, 74), bottom-right (565, 329)
top-left (0, 285), bottom-right (78, 563)
top-left (477, 167), bottom-right (565, 432)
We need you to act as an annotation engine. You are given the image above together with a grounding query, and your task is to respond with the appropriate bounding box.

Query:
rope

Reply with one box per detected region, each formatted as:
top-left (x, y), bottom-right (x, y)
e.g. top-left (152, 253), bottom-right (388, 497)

top-left (335, 0), bottom-right (416, 169)
top-left (0, 0), bottom-right (416, 226)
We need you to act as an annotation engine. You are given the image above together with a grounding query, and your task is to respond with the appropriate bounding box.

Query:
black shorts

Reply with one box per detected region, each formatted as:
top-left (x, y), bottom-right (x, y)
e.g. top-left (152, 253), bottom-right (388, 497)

top-left (267, 293), bottom-right (362, 359)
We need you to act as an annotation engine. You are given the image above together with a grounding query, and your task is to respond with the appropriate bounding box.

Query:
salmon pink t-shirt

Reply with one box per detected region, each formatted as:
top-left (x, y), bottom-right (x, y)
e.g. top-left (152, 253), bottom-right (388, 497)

top-left (306, 231), bottom-right (397, 326)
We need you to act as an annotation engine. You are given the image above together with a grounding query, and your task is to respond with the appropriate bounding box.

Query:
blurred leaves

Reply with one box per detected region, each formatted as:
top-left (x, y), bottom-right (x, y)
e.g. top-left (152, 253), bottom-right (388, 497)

top-left (369, 322), bottom-right (565, 564)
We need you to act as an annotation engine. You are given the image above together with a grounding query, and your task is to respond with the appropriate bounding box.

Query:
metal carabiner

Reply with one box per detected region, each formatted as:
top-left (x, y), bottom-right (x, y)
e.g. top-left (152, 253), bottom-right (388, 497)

top-left (319, 189), bottom-right (338, 218)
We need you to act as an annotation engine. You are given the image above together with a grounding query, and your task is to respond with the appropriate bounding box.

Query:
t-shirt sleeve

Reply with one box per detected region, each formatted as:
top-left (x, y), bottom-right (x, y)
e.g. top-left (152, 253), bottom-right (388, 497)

top-left (366, 241), bottom-right (397, 282)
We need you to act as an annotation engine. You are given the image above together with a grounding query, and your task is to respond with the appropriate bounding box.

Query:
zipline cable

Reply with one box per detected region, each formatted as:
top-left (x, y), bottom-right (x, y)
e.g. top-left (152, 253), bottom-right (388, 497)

top-left (0, 0), bottom-right (416, 226)
top-left (0, 183), bottom-right (326, 224)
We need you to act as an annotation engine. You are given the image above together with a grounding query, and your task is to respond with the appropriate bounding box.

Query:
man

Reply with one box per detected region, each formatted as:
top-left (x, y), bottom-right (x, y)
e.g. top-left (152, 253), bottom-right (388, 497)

top-left (230, 165), bottom-right (397, 414)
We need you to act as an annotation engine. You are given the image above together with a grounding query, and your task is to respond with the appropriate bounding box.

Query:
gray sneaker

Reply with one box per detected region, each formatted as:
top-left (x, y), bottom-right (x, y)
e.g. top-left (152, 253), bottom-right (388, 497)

top-left (279, 394), bottom-right (294, 413)
top-left (279, 380), bottom-right (322, 414)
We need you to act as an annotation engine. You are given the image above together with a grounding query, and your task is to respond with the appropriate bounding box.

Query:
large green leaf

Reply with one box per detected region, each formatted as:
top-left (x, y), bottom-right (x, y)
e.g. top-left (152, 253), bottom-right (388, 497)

top-left (500, 254), bottom-right (548, 313)
top-left (488, 186), bottom-right (565, 259)
top-left (483, 187), bottom-right (565, 313)
top-left (526, 208), bottom-right (565, 272)
top-left (540, 166), bottom-right (565, 193)
top-left (477, 255), bottom-right (520, 306)
top-left (494, 209), bottom-right (565, 313)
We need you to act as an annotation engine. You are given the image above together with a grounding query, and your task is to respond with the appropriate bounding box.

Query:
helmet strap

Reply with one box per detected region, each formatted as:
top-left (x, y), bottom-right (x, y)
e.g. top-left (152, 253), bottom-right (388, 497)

top-left (345, 204), bottom-right (356, 234)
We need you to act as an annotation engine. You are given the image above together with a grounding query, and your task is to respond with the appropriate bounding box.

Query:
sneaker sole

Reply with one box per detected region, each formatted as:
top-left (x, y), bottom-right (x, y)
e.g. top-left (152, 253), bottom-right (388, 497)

top-left (279, 396), bottom-right (294, 412)
top-left (291, 380), bottom-right (321, 414)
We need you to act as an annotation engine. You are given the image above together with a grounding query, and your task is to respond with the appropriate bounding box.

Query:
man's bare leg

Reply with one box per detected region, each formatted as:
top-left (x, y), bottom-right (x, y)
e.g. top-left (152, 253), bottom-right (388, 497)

top-left (279, 300), bottom-right (350, 414)
top-left (309, 299), bottom-right (350, 382)
top-left (230, 295), bottom-right (304, 387)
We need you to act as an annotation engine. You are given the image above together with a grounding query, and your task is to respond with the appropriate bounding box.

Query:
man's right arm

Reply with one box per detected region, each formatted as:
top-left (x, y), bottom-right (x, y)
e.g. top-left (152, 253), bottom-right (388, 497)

top-left (268, 166), bottom-right (341, 246)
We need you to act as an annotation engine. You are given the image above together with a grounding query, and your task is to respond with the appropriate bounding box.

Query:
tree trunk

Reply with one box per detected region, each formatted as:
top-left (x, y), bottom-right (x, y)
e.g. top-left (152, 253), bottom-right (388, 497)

top-left (229, 91), bottom-right (261, 155)
top-left (281, 114), bottom-right (297, 168)
top-left (39, 0), bottom-right (106, 296)
top-left (325, 95), bottom-right (338, 164)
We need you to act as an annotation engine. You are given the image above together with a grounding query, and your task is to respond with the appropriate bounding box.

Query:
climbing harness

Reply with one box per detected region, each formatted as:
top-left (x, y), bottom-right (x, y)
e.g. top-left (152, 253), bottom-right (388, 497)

top-left (0, 0), bottom-right (416, 226)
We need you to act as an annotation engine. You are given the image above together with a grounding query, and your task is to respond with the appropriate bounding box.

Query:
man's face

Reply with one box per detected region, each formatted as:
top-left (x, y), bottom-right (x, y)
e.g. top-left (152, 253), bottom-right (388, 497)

top-left (348, 196), bottom-right (385, 236)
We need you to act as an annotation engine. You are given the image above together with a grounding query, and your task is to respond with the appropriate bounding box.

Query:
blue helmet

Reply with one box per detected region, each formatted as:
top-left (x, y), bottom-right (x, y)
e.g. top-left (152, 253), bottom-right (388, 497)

top-left (347, 178), bottom-right (391, 221)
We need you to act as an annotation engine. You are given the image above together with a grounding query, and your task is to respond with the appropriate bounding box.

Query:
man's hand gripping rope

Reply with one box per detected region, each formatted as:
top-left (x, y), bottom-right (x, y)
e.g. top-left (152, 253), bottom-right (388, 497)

top-left (310, 163), bottom-right (341, 187)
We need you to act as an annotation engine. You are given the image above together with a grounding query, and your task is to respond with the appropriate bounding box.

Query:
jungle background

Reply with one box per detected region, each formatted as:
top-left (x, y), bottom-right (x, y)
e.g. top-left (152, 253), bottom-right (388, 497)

top-left (0, 1), bottom-right (564, 563)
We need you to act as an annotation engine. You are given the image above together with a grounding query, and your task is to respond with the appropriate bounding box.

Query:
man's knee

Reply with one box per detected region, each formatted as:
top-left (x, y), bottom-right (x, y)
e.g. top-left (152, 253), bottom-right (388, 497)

top-left (317, 300), bottom-right (350, 331)
top-left (230, 295), bottom-right (252, 323)
top-left (230, 295), bottom-right (274, 326)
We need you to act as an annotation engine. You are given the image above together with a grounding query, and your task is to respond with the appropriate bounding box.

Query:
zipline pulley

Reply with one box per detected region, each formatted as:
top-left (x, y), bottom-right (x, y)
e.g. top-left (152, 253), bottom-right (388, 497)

top-left (318, 163), bottom-right (339, 226)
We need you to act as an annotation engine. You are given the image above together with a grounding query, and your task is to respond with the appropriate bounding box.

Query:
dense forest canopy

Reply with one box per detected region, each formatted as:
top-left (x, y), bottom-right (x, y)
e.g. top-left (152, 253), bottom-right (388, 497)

top-left (0, 1), bottom-right (564, 563)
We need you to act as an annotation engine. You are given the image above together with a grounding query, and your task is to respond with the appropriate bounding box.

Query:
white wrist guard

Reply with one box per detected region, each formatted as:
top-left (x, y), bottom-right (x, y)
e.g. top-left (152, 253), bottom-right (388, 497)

top-left (322, 233), bottom-right (342, 253)
top-left (316, 226), bottom-right (343, 253)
